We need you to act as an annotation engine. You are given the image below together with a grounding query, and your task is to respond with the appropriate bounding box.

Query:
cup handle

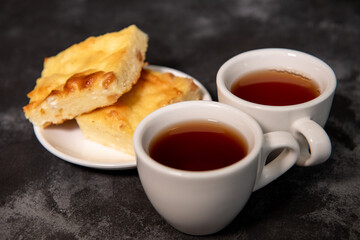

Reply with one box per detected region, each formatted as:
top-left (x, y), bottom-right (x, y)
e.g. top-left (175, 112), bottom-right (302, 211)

top-left (291, 118), bottom-right (331, 166)
top-left (253, 131), bottom-right (300, 191)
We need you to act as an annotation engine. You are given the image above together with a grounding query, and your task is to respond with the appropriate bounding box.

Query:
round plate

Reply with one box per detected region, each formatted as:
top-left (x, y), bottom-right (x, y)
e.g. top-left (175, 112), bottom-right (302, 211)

top-left (33, 65), bottom-right (212, 170)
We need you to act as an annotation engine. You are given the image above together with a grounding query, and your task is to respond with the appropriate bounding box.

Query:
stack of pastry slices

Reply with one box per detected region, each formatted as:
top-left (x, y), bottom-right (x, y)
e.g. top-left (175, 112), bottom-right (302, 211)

top-left (23, 25), bottom-right (202, 155)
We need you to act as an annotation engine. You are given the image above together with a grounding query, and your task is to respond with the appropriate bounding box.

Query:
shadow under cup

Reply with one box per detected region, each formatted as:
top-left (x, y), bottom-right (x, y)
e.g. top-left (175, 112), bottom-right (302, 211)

top-left (216, 48), bottom-right (337, 166)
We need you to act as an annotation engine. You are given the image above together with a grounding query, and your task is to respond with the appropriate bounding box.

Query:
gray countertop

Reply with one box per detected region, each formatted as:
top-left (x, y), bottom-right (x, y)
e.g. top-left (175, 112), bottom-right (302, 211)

top-left (1, 0), bottom-right (359, 239)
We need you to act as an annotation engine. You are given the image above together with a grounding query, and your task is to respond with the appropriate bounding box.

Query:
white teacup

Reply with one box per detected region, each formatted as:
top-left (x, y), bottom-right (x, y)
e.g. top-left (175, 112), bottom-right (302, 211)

top-left (134, 101), bottom-right (299, 235)
top-left (217, 48), bottom-right (336, 166)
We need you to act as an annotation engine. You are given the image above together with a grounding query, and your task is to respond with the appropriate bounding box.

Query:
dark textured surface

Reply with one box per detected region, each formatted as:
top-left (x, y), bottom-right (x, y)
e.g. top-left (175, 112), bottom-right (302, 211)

top-left (1, 0), bottom-right (359, 239)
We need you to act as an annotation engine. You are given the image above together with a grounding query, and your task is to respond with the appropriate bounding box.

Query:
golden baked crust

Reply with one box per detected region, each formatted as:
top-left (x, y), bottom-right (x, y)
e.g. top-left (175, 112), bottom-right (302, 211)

top-left (75, 68), bottom-right (202, 155)
top-left (23, 25), bottom-right (148, 127)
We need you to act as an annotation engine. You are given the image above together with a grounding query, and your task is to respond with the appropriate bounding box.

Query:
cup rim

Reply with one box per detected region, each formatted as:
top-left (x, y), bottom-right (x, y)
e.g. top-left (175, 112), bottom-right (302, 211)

top-left (133, 101), bottom-right (263, 178)
top-left (216, 48), bottom-right (337, 111)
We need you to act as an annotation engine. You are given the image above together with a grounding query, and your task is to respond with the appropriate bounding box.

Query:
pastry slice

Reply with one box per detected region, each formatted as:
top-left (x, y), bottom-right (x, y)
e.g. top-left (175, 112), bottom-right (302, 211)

top-left (75, 68), bottom-right (202, 156)
top-left (23, 25), bottom-right (148, 127)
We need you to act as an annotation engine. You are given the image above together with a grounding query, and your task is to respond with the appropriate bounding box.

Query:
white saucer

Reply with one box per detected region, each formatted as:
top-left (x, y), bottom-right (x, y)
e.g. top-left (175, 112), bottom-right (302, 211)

top-left (33, 65), bottom-right (212, 170)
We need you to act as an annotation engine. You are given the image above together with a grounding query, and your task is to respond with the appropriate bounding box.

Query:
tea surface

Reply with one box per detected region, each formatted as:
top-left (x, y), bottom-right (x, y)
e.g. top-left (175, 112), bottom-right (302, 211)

top-left (149, 121), bottom-right (248, 171)
top-left (231, 70), bottom-right (320, 106)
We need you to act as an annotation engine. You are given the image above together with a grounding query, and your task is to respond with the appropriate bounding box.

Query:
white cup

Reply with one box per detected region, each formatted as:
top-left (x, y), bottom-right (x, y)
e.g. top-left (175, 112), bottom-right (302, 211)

top-left (134, 101), bottom-right (299, 235)
top-left (217, 48), bottom-right (336, 166)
